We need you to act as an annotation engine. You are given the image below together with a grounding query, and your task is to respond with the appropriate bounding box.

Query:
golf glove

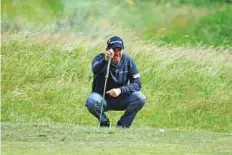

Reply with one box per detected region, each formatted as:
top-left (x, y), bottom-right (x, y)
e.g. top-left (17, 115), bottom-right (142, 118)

top-left (104, 49), bottom-right (114, 61)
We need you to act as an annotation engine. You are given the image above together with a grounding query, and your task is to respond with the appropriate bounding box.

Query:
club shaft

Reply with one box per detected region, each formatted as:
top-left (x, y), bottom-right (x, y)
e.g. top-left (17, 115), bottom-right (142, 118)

top-left (99, 58), bottom-right (111, 128)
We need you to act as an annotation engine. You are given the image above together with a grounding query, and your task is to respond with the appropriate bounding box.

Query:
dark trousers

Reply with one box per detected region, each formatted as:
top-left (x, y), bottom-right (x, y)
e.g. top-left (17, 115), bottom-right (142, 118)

top-left (85, 91), bottom-right (146, 127)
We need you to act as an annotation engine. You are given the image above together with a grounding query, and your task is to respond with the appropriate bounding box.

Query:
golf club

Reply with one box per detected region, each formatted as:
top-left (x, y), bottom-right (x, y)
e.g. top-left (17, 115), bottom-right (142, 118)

top-left (98, 49), bottom-right (112, 128)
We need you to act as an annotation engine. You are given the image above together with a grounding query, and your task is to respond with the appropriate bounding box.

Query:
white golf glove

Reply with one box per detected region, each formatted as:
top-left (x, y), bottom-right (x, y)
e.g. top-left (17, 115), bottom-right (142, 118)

top-left (106, 88), bottom-right (121, 97)
top-left (104, 49), bottom-right (114, 61)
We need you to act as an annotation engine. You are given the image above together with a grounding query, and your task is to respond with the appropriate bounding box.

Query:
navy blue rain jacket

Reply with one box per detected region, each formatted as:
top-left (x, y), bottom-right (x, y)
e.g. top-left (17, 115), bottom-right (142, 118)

top-left (91, 53), bottom-right (141, 98)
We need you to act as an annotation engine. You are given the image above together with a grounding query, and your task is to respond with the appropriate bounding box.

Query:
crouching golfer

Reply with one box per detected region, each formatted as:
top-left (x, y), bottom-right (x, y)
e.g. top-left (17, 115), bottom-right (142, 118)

top-left (85, 36), bottom-right (146, 128)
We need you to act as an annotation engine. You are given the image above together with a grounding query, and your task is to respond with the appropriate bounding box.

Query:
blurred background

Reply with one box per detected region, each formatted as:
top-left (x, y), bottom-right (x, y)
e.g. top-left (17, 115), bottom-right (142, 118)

top-left (2, 0), bottom-right (232, 46)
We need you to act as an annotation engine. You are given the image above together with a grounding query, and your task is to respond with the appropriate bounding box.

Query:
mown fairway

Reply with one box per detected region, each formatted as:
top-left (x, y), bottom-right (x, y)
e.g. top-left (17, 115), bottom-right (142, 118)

top-left (2, 123), bottom-right (232, 155)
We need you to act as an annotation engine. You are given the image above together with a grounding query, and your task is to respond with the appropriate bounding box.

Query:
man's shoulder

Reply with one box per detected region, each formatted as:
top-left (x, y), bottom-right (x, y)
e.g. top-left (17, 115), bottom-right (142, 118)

top-left (98, 53), bottom-right (105, 56)
top-left (123, 54), bottom-right (134, 61)
top-left (94, 53), bottom-right (104, 59)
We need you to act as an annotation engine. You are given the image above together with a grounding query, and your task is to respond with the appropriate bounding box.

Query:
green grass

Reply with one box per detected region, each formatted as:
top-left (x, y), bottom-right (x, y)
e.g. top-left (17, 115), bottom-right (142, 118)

top-left (156, 6), bottom-right (232, 46)
top-left (2, 35), bottom-right (232, 131)
top-left (2, 123), bottom-right (232, 155)
top-left (2, 0), bottom-right (232, 47)
top-left (1, 1), bottom-right (232, 154)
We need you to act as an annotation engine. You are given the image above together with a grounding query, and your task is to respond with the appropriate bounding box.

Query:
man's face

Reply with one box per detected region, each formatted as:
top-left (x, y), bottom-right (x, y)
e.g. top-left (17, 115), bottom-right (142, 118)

top-left (112, 48), bottom-right (122, 63)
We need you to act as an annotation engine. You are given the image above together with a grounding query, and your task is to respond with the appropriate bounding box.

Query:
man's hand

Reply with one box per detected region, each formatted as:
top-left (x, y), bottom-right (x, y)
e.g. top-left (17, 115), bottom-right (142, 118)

top-left (106, 88), bottom-right (121, 97)
top-left (104, 49), bottom-right (114, 61)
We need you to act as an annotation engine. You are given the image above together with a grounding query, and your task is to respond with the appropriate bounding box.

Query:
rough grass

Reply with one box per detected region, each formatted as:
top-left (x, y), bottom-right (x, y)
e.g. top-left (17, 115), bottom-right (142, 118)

top-left (1, 33), bottom-right (232, 131)
top-left (156, 5), bottom-right (232, 46)
top-left (1, 2), bottom-right (232, 155)
top-left (2, 0), bottom-right (232, 47)
top-left (2, 122), bottom-right (232, 155)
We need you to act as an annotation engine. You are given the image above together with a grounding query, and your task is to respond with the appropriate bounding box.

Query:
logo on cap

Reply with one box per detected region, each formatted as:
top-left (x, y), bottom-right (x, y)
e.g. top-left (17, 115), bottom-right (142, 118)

top-left (109, 40), bottom-right (122, 44)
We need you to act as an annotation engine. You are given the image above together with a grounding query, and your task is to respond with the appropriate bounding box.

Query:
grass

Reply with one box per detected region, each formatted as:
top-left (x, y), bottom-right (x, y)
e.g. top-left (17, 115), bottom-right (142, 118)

top-left (2, 0), bottom-right (232, 47)
top-left (1, 1), bottom-right (232, 154)
top-left (2, 122), bottom-right (232, 155)
top-left (1, 34), bottom-right (232, 132)
top-left (156, 5), bottom-right (232, 46)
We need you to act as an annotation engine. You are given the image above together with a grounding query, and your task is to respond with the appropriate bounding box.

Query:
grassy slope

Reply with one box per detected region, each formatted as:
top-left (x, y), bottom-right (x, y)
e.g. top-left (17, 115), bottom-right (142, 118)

top-left (2, 35), bottom-right (232, 131)
top-left (2, 123), bottom-right (232, 155)
top-left (1, 0), bottom-right (232, 132)
top-left (157, 6), bottom-right (232, 46)
top-left (2, 1), bottom-right (232, 47)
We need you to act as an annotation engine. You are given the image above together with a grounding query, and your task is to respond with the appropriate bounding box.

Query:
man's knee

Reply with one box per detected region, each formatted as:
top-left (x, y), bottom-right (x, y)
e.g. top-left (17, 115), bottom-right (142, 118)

top-left (131, 91), bottom-right (146, 108)
top-left (85, 93), bottom-right (104, 111)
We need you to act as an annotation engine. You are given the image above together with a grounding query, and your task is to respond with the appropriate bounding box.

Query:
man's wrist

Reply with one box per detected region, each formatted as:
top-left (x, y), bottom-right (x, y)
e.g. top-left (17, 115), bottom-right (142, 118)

top-left (117, 88), bottom-right (121, 95)
top-left (119, 87), bottom-right (125, 94)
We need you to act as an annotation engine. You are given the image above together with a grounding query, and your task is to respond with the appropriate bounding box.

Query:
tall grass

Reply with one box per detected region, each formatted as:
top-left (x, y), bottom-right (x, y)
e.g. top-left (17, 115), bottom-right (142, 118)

top-left (2, 34), bottom-right (232, 131)
top-left (155, 6), bottom-right (232, 46)
top-left (1, 0), bottom-right (232, 131)
top-left (2, 0), bottom-right (232, 47)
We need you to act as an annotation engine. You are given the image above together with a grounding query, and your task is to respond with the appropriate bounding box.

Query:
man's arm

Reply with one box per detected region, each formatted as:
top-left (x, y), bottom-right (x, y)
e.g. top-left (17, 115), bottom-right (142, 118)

top-left (92, 50), bottom-right (114, 74)
top-left (120, 57), bottom-right (141, 94)
top-left (120, 77), bottom-right (141, 94)
top-left (92, 54), bottom-right (107, 74)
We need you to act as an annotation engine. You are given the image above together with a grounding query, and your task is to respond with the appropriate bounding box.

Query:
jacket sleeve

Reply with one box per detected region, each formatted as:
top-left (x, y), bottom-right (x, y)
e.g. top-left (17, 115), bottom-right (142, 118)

top-left (120, 57), bottom-right (141, 94)
top-left (92, 54), bottom-right (107, 74)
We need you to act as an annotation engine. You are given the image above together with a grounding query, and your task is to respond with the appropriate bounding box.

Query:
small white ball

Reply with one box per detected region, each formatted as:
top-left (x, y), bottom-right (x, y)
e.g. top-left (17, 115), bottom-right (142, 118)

top-left (159, 128), bottom-right (165, 133)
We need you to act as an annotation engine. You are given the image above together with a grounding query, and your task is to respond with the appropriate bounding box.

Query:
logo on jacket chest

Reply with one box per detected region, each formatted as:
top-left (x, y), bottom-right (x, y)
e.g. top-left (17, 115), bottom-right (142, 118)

top-left (118, 70), bottom-right (128, 74)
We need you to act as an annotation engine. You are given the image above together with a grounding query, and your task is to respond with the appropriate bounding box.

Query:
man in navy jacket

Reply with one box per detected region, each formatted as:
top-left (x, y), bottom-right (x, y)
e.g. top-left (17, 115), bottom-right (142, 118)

top-left (85, 36), bottom-right (146, 128)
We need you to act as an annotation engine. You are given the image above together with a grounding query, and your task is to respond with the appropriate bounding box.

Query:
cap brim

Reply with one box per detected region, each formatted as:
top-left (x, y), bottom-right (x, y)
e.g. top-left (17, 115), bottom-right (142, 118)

top-left (110, 43), bottom-right (124, 49)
